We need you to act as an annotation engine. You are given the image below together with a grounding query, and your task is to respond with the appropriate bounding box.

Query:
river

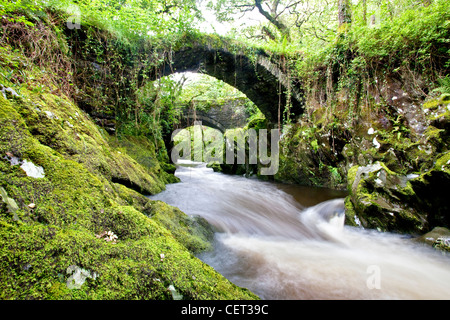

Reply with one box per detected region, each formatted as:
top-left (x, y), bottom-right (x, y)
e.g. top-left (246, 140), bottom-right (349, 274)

top-left (150, 160), bottom-right (450, 300)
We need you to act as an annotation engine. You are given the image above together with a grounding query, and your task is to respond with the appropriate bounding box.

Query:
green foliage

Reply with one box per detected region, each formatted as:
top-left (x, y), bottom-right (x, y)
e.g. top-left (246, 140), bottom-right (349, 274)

top-left (294, 0), bottom-right (450, 127)
top-left (0, 0), bottom-right (37, 26)
top-left (177, 73), bottom-right (247, 105)
top-left (433, 75), bottom-right (450, 95)
top-left (0, 72), bottom-right (257, 300)
top-left (0, 0), bottom-right (209, 146)
top-left (391, 115), bottom-right (411, 141)
top-left (43, 0), bottom-right (201, 43)
top-left (351, 0), bottom-right (450, 65)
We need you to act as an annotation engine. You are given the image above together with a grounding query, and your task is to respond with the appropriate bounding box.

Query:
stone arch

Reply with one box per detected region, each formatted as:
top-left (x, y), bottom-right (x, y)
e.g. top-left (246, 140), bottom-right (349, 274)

top-left (162, 36), bottom-right (304, 125)
top-left (176, 114), bottom-right (227, 133)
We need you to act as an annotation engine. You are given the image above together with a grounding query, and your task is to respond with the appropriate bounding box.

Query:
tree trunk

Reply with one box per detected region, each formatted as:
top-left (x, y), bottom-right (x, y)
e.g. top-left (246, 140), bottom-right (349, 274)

top-left (362, 0), bottom-right (367, 25)
top-left (254, 0), bottom-right (291, 41)
top-left (338, 0), bottom-right (352, 27)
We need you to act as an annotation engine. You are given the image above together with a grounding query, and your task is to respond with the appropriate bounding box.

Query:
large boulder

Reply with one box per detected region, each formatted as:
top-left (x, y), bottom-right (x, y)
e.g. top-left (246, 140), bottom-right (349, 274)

top-left (0, 86), bottom-right (257, 300)
top-left (414, 226), bottom-right (450, 251)
top-left (345, 161), bottom-right (427, 233)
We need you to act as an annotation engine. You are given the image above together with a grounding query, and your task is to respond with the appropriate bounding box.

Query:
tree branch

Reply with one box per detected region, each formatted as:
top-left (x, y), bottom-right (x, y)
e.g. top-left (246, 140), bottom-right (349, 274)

top-left (254, 0), bottom-right (291, 40)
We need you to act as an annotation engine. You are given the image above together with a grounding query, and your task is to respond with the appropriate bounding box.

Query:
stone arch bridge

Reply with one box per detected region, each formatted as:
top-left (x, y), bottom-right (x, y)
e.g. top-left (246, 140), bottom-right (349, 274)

top-left (79, 33), bottom-right (304, 135)
top-left (161, 35), bottom-right (304, 128)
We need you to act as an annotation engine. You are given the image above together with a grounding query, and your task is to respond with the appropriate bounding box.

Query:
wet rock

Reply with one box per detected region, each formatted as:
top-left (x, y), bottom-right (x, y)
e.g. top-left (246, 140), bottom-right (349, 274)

top-left (409, 152), bottom-right (450, 228)
top-left (66, 265), bottom-right (98, 290)
top-left (434, 237), bottom-right (450, 252)
top-left (345, 161), bottom-right (426, 233)
top-left (414, 227), bottom-right (450, 247)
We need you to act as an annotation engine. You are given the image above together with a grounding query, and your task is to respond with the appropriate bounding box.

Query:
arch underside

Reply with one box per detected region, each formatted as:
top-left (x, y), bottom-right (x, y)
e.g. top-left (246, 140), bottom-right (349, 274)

top-left (176, 114), bottom-right (227, 133)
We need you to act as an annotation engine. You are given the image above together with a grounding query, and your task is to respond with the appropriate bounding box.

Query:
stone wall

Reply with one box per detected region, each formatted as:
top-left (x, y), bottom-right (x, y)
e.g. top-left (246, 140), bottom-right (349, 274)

top-left (178, 97), bottom-right (250, 131)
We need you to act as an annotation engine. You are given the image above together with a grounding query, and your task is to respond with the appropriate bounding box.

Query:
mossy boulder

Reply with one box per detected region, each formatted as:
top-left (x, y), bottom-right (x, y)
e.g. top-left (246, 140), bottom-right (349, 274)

top-left (108, 135), bottom-right (180, 186)
top-left (345, 162), bottom-right (427, 233)
top-left (9, 88), bottom-right (172, 196)
top-left (206, 162), bottom-right (223, 172)
top-left (423, 94), bottom-right (450, 153)
top-left (276, 122), bottom-right (347, 189)
top-left (0, 210), bottom-right (258, 300)
top-left (148, 200), bottom-right (216, 254)
top-left (0, 87), bottom-right (258, 299)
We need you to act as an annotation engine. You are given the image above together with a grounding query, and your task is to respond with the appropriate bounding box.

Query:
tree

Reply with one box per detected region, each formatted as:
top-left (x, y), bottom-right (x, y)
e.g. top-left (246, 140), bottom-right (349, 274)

top-left (208, 0), bottom-right (303, 41)
top-left (362, 0), bottom-right (367, 25)
top-left (45, 0), bottom-right (202, 40)
top-left (208, 0), bottom-right (341, 45)
top-left (338, 0), bottom-right (351, 30)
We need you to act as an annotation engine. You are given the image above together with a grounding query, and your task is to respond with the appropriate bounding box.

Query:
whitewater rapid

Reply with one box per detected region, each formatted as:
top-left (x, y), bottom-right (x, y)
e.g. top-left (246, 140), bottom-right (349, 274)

top-left (150, 161), bottom-right (450, 300)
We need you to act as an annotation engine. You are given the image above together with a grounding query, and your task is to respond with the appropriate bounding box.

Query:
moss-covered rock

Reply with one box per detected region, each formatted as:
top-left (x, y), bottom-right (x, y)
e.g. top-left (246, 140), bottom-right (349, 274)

top-left (275, 121), bottom-right (347, 189)
top-left (108, 135), bottom-right (180, 186)
top-left (423, 94), bottom-right (450, 153)
top-left (0, 80), bottom-right (258, 300)
top-left (345, 162), bottom-right (427, 233)
top-left (413, 226), bottom-right (450, 249)
top-left (148, 200), bottom-right (216, 254)
top-left (7, 87), bottom-right (172, 196)
top-left (206, 162), bottom-right (223, 172)
top-left (0, 212), bottom-right (257, 300)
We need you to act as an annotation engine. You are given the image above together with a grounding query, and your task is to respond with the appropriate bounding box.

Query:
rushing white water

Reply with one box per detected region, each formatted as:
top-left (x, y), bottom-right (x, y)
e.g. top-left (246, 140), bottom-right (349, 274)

top-left (150, 161), bottom-right (450, 300)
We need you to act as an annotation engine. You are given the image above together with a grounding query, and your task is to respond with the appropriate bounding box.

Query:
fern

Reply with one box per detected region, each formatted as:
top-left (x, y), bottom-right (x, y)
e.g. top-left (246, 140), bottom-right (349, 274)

top-left (433, 75), bottom-right (450, 95)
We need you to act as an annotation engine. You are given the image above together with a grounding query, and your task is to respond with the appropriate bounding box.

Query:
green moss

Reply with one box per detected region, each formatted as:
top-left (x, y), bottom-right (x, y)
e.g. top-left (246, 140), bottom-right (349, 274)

top-left (0, 80), bottom-right (257, 300)
top-left (108, 135), bottom-right (180, 187)
top-left (425, 126), bottom-right (445, 141)
top-left (0, 218), bottom-right (257, 300)
top-left (206, 162), bottom-right (222, 172)
top-left (347, 166), bottom-right (359, 192)
top-left (435, 151), bottom-right (450, 172)
top-left (1, 85), bottom-right (173, 196)
top-left (111, 182), bottom-right (150, 211)
top-left (149, 200), bottom-right (215, 254)
top-left (344, 196), bottom-right (358, 227)
top-left (245, 117), bottom-right (268, 131)
top-left (346, 162), bottom-right (426, 233)
top-left (423, 94), bottom-right (450, 110)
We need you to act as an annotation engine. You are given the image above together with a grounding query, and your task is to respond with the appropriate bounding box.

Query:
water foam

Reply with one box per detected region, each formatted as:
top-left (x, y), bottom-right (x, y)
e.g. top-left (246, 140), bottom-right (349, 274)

top-left (151, 161), bottom-right (450, 300)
